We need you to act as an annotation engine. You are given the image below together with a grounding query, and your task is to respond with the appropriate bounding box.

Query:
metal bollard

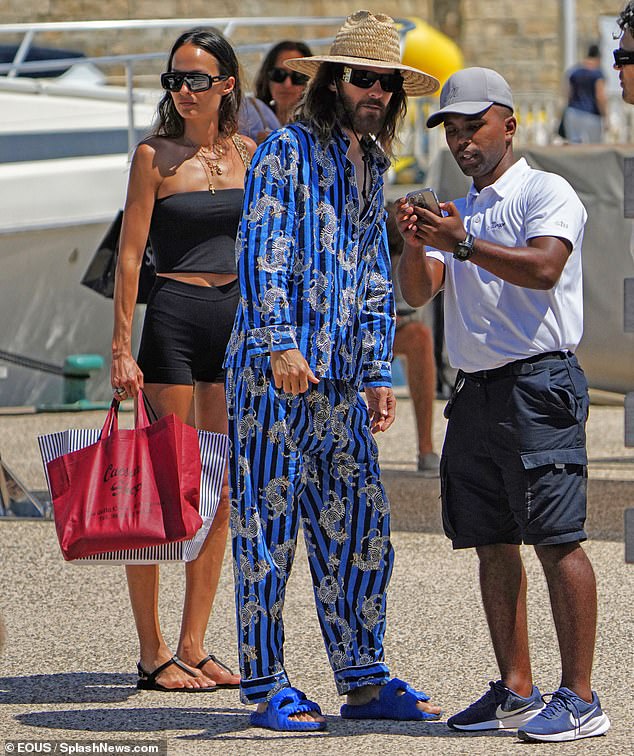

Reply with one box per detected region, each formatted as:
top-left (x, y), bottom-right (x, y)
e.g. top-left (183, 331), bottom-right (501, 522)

top-left (62, 354), bottom-right (104, 404)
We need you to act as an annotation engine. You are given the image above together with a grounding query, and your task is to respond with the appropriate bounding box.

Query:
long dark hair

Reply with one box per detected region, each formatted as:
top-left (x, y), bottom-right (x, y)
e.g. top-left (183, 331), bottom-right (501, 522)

top-left (254, 40), bottom-right (313, 105)
top-left (618, 2), bottom-right (634, 34)
top-left (153, 27), bottom-right (241, 139)
top-left (296, 63), bottom-right (407, 156)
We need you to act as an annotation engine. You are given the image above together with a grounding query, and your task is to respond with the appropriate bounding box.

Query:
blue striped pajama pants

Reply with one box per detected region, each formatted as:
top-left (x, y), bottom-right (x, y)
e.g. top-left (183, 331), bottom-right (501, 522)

top-left (226, 365), bottom-right (394, 704)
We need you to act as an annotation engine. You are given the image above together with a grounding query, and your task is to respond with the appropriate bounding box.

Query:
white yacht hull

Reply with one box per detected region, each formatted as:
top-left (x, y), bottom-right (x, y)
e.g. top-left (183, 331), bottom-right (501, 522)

top-left (0, 154), bottom-right (141, 406)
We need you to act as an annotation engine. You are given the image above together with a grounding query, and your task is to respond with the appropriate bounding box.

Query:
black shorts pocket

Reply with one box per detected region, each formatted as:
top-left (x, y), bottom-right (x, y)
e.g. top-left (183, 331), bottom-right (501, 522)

top-left (518, 449), bottom-right (588, 543)
top-left (439, 455), bottom-right (457, 541)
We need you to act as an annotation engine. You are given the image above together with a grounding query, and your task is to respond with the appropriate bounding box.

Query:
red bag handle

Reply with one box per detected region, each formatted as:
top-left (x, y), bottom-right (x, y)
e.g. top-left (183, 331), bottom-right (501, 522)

top-left (100, 390), bottom-right (152, 439)
top-left (135, 390), bottom-right (152, 430)
top-left (100, 400), bottom-right (119, 439)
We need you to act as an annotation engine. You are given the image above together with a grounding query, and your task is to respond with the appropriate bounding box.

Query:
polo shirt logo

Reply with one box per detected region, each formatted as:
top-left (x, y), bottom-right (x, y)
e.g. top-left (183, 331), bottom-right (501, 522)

top-left (489, 221), bottom-right (505, 229)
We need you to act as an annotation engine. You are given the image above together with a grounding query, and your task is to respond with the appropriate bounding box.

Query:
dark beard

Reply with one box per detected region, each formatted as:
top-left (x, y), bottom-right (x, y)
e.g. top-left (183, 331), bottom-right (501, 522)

top-left (335, 91), bottom-right (386, 136)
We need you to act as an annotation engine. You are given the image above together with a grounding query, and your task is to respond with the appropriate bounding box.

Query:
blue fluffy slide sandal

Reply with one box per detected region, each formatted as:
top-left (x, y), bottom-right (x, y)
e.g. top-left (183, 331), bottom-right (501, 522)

top-left (250, 686), bottom-right (327, 731)
top-left (340, 677), bottom-right (442, 721)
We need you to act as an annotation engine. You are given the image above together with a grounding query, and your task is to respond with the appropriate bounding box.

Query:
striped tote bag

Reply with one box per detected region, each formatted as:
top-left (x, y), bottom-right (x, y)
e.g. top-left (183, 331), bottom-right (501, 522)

top-left (38, 425), bottom-right (228, 564)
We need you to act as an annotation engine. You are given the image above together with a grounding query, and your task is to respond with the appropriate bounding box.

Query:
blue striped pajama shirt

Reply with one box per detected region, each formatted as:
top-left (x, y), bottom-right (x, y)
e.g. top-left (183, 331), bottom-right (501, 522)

top-left (225, 122), bottom-right (396, 703)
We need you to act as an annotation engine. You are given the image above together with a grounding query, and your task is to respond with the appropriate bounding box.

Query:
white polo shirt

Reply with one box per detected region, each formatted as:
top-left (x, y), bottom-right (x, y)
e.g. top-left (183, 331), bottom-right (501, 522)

top-left (427, 158), bottom-right (587, 373)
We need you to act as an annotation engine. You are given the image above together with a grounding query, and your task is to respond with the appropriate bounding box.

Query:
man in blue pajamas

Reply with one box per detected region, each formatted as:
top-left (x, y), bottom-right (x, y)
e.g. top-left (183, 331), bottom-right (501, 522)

top-left (224, 11), bottom-right (441, 731)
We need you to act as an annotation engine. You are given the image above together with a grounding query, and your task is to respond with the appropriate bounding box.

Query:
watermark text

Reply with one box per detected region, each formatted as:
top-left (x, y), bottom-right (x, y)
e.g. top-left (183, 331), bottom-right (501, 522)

top-left (4, 741), bottom-right (167, 755)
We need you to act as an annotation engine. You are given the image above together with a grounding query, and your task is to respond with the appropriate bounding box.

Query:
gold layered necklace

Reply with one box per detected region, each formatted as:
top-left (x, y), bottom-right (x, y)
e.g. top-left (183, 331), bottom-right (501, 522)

top-left (188, 139), bottom-right (227, 194)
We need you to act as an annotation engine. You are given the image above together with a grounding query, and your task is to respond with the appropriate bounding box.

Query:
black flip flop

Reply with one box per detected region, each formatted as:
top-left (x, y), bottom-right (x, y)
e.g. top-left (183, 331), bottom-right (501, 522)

top-left (136, 655), bottom-right (217, 692)
top-left (196, 653), bottom-right (240, 689)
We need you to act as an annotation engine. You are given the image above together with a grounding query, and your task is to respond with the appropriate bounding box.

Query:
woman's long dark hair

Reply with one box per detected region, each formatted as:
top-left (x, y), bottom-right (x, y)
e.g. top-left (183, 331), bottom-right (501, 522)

top-left (153, 27), bottom-right (241, 139)
top-left (254, 40), bottom-right (313, 105)
top-left (296, 63), bottom-right (407, 157)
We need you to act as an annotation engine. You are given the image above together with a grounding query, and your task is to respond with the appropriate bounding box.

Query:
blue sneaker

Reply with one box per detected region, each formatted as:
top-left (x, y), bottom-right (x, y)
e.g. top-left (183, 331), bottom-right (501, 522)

top-left (447, 680), bottom-right (544, 731)
top-left (517, 687), bottom-right (610, 742)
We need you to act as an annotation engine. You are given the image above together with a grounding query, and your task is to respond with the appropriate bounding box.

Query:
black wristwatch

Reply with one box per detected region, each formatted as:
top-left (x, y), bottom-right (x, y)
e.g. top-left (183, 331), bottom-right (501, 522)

top-left (454, 232), bottom-right (475, 261)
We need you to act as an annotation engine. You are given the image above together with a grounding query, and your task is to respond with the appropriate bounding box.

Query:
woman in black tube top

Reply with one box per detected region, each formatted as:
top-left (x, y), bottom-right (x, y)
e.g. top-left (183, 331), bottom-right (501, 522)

top-left (111, 27), bottom-right (256, 692)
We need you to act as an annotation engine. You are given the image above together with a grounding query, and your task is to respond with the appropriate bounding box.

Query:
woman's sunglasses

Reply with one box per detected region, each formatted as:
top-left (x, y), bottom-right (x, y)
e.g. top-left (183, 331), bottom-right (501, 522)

top-left (613, 48), bottom-right (634, 68)
top-left (267, 67), bottom-right (309, 85)
top-left (341, 66), bottom-right (404, 93)
top-left (161, 71), bottom-right (229, 93)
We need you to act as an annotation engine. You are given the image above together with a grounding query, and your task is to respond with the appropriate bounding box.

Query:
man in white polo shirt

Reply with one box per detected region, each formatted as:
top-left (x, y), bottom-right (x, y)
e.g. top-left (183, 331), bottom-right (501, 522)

top-left (396, 67), bottom-right (611, 743)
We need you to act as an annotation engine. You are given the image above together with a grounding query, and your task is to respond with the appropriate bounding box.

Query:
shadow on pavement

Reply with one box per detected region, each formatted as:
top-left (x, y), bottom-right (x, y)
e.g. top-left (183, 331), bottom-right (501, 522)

top-left (16, 703), bottom-right (521, 742)
top-left (1, 673), bottom-right (528, 743)
top-left (17, 706), bottom-right (250, 738)
top-left (0, 672), bottom-right (138, 704)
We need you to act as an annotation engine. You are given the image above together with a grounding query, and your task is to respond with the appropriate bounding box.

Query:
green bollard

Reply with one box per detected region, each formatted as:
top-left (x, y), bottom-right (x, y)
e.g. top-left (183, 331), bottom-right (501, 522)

top-left (62, 354), bottom-right (105, 404)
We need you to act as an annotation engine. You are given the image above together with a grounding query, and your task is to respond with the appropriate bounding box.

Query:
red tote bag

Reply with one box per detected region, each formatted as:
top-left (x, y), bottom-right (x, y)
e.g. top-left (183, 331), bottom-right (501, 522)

top-left (46, 394), bottom-right (203, 560)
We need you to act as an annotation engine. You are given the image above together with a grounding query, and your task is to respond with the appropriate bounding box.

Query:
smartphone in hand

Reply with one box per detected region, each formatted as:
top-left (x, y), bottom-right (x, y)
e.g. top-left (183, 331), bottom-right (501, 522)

top-left (405, 187), bottom-right (442, 217)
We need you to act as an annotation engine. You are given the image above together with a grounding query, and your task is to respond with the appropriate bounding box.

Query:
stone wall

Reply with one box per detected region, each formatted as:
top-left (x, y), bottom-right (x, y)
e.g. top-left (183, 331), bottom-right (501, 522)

top-left (0, 0), bottom-right (626, 93)
top-left (455, 0), bottom-right (622, 95)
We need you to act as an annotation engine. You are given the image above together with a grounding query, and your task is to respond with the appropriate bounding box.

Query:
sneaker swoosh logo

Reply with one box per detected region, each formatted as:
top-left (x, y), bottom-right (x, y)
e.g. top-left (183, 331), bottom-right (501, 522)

top-left (576, 707), bottom-right (598, 726)
top-left (495, 702), bottom-right (537, 720)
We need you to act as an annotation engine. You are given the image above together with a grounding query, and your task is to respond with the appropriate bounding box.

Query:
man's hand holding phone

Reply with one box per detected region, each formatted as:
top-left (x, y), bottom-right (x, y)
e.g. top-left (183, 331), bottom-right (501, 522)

top-left (397, 187), bottom-right (443, 245)
top-left (405, 187), bottom-right (442, 218)
top-left (398, 189), bottom-right (467, 254)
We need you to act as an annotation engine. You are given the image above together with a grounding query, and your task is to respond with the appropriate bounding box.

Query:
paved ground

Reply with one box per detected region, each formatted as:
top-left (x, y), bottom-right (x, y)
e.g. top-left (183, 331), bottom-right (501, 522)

top-left (0, 398), bottom-right (632, 755)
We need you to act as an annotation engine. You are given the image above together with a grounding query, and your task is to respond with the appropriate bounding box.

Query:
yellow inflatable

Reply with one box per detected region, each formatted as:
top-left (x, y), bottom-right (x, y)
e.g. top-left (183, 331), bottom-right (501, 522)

top-left (400, 17), bottom-right (464, 90)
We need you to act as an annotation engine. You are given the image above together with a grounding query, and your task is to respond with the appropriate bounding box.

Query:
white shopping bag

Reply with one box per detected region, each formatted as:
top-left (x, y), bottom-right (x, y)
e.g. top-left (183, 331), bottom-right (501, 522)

top-left (38, 426), bottom-right (227, 564)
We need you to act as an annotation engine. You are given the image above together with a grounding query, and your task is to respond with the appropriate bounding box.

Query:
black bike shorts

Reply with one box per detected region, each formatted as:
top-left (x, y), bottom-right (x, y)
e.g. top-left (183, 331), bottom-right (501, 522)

top-left (137, 276), bottom-right (238, 385)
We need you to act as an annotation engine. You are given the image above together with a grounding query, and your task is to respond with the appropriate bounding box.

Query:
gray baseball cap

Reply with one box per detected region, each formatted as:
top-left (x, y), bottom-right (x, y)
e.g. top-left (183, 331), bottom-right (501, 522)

top-left (426, 67), bottom-right (514, 128)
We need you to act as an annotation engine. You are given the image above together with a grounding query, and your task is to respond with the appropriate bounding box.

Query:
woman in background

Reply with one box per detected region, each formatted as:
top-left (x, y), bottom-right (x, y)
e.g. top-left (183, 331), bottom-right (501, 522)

top-left (111, 27), bottom-right (255, 692)
top-left (253, 40), bottom-right (313, 127)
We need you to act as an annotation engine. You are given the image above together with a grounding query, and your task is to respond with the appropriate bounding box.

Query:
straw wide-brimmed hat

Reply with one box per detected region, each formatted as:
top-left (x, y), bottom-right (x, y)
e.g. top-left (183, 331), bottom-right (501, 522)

top-left (285, 10), bottom-right (439, 97)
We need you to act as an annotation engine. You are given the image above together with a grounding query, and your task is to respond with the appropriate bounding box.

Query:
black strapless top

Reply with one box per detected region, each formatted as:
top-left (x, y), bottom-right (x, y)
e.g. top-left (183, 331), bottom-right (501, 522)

top-left (149, 188), bottom-right (243, 275)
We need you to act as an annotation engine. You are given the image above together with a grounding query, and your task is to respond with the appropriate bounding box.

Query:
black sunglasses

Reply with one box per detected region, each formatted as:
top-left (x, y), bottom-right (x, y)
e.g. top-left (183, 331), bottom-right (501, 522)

top-left (267, 67), bottom-right (309, 85)
top-left (613, 48), bottom-right (634, 67)
top-left (160, 71), bottom-right (229, 92)
top-left (341, 66), bottom-right (404, 93)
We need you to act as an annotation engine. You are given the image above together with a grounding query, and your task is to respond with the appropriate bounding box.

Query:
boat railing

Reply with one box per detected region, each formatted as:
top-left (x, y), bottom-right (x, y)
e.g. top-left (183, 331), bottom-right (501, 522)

top-left (2, 18), bottom-right (634, 178)
top-left (0, 17), bottom-right (350, 156)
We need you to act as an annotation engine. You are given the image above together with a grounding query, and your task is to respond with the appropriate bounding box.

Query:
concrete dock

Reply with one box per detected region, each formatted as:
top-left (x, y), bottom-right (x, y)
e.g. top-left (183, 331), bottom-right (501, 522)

top-left (0, 397), bottom-right (632, 755)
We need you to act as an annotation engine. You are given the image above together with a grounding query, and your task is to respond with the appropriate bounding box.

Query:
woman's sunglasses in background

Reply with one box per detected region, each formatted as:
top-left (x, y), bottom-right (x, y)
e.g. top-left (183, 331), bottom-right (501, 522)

top-left (268, 67), bottom-right (309, 85)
